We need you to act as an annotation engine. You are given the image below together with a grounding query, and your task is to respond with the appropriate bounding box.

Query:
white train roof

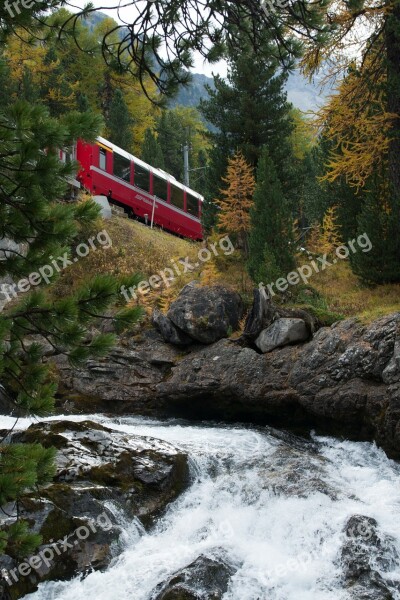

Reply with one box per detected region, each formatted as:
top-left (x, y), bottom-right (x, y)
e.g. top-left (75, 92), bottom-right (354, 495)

top-left (96, 136), bottom-right (204, 202)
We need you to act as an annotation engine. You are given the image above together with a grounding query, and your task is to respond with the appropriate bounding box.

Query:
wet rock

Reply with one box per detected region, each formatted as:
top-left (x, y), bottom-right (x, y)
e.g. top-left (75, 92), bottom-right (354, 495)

top-left (157, 313), bottom-right (400, 458)
top-left (340, 515), bottom-right (400, 599)
top-left (167, 282), bottom-right (243, 344)
top-left (259, 443), bottom-right (339, 500)
top-left (152, 308), bottom-right (193, 347)
top-left (255, 318), bottom-right (309, 353)
top-left (1, 420), bottom-right (188, 598)
top-left (152, 555), bottom-right (236, 600)
top-left (51, 329), bottom-right (182, 415)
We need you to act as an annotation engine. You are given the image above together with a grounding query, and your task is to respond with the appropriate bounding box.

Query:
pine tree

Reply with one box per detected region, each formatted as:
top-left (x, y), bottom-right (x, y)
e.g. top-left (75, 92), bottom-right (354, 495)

top-left (0, 56), bottom-right (14, 108)
top-left (216, 152), bottom-right (255, 254)
top-left (106, 88), bottom-right (134, 151)
top-left (199, 30), bottom-right (295, 204)
top-left (157, 111), bottom-right (184, 180)
top-left (247, 148), bottom-right (295, 284)
top-left (0, 101), bottom-right (143, 556)
top-left (351, 173), bottom-right (400, 283)
top-left (141, 128), bottom-right (165, 169)
top-left (41, 46), bottom-right (75, 116)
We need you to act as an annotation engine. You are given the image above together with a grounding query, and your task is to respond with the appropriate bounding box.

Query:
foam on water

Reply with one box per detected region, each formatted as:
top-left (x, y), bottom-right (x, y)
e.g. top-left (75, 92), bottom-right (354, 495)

top-left (2, 414), bottom-right (399, 600)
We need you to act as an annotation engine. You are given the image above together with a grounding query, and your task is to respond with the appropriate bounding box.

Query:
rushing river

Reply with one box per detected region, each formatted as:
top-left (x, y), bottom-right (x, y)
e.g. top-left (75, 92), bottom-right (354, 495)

top-left (3, 414), bottom-right (400, 600)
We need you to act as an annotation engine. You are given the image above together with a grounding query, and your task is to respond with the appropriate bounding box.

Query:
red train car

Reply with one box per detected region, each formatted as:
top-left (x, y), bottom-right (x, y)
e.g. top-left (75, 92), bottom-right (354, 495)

top-left (75, 136), bottom-right (204, 241)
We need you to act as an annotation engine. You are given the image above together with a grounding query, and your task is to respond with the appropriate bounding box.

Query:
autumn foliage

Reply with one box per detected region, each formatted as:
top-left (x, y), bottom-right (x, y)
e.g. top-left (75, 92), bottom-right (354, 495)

top-left (316, 49), bottom-right (394, 190)
top-left (216, 152), bottom-right (255, 251)
top-left (308, 206), bottom-right (342, 256)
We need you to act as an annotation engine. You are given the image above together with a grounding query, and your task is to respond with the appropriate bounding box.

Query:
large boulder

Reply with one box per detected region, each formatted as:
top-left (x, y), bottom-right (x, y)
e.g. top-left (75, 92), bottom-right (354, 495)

top-left (0, 420), bottom-right (188, 598)
top-left (152, 555), bottom-right (236, 600)
top-left (237, 286), bottom-right (317, 344)
top-left (167, 282), bottom-right (243, 344)
top-left (255, 318), bottom-right (309, 353)
top-left (152, 308), bottom-right (193, 347)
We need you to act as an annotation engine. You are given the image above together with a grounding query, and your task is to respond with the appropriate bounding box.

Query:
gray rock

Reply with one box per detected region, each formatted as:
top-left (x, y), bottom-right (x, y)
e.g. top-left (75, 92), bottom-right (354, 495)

top-left (156, 313), bottom-right (400, 459)
top-left (238, 286), bottom-right (276, 342)
top-left (152, 554), bottom-right (236, 600)
top-left (92, 195), bottom-right (112, 219)
top-left (52, 329), bottom-right (182, 415)
top-left (167, 282), bottom-right (243, 344)
top-left (382, 319), bottom-right (400, 384)
top-left (237, 287), bottom-right (317, 345)
top-left (255, 318), bottom-right (309, 353)
top-left (152, 308), bottom-right (193, 346)
top-left (340, 515), bottom-right (400, 599)
top-left (2, 420), bottom-right (188, 598)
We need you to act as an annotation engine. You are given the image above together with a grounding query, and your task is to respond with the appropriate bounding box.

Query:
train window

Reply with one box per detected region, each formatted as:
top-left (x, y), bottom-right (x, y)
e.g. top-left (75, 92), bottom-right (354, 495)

top-left (134, 163), bottom-right (150, 192)
top-left (99, 148), bottom-right (107, 171)
top-left (186, 193), bottom-right (199, 217)
top-left (153, 174), bottom-right (168, 202)
top-left (170, 185), bottom-right (184, 210)
top-left (61, 146), bottom-right (75, 164)
top-left (114, 152), bottom-right (131, 182)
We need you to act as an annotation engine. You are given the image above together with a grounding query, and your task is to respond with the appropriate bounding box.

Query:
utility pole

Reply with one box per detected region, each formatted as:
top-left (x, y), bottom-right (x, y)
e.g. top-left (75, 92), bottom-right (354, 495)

top-left (183, 142), bottom-right (190, 187)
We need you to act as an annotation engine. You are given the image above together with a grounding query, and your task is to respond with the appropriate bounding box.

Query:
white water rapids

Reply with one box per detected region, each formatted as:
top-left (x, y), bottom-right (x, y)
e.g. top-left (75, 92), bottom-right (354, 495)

top-left (2, 414), bottom-right (400, 600)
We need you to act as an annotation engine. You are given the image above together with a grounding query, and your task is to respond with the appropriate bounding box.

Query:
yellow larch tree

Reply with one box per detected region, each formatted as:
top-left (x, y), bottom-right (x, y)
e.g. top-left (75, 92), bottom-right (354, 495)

top-left (216, 151), bottom-right (255, 254)
top-left (316, 46), bottom-right (394, 190)
top-left (308, 206), bottom-right (342, 256)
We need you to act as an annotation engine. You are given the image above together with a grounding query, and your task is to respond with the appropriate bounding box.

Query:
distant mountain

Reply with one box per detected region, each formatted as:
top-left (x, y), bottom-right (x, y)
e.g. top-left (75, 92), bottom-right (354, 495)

top-left (169, 70), bottom-right (328, 114)
top-left (285, 70), bottom-right (328, 113)
top-left (168, 73), bottom-right (215, 109)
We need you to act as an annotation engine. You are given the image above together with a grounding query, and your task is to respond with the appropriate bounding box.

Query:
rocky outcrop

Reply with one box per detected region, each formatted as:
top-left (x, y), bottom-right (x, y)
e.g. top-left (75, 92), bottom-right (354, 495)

top-left (165, 282), bottom-right (243, 344)
top-left (156, 313), bottom-right (400, 458)
top-left (340, 515), bottom-right (400, 599)
top-left (0, 420), bottom-right (188, 598)
top-left (52, 329), bottom-right (184, 414)
top-left (238, 286), bottom-right (316, 345)
top-left (48, 282), bottom-right (400, 457)
top-left (152, 555), bottom-right (236, 600)
top-left (255, 317), bottom-right (309, 353)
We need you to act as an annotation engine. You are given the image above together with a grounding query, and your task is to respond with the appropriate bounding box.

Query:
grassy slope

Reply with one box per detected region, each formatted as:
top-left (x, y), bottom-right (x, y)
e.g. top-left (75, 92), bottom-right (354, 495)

top-left (309, 260), bottom-right (400, 322)
top-left (55, 217), bottom-right (207, 313)
top-left (55, 216), bottom-right (400, 324)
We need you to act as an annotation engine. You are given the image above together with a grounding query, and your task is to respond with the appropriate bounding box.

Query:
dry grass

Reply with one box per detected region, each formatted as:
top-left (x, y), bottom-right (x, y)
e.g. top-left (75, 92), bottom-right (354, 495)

top-left (54, 216), bottom-right (399, 324)
top-left (52, 217), bottom-right (256, 319)
top-left (309, 260), bottom-right (400, 322)
top-left (57, 217), bottom-right (200, 304)
top-left (54, 217), bottom-right (203, 312)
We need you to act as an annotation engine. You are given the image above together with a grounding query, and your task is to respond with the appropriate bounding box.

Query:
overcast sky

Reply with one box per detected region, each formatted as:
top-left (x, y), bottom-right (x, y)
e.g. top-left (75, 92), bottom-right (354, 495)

top-left (69, 0), bottom-right (227, 77)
